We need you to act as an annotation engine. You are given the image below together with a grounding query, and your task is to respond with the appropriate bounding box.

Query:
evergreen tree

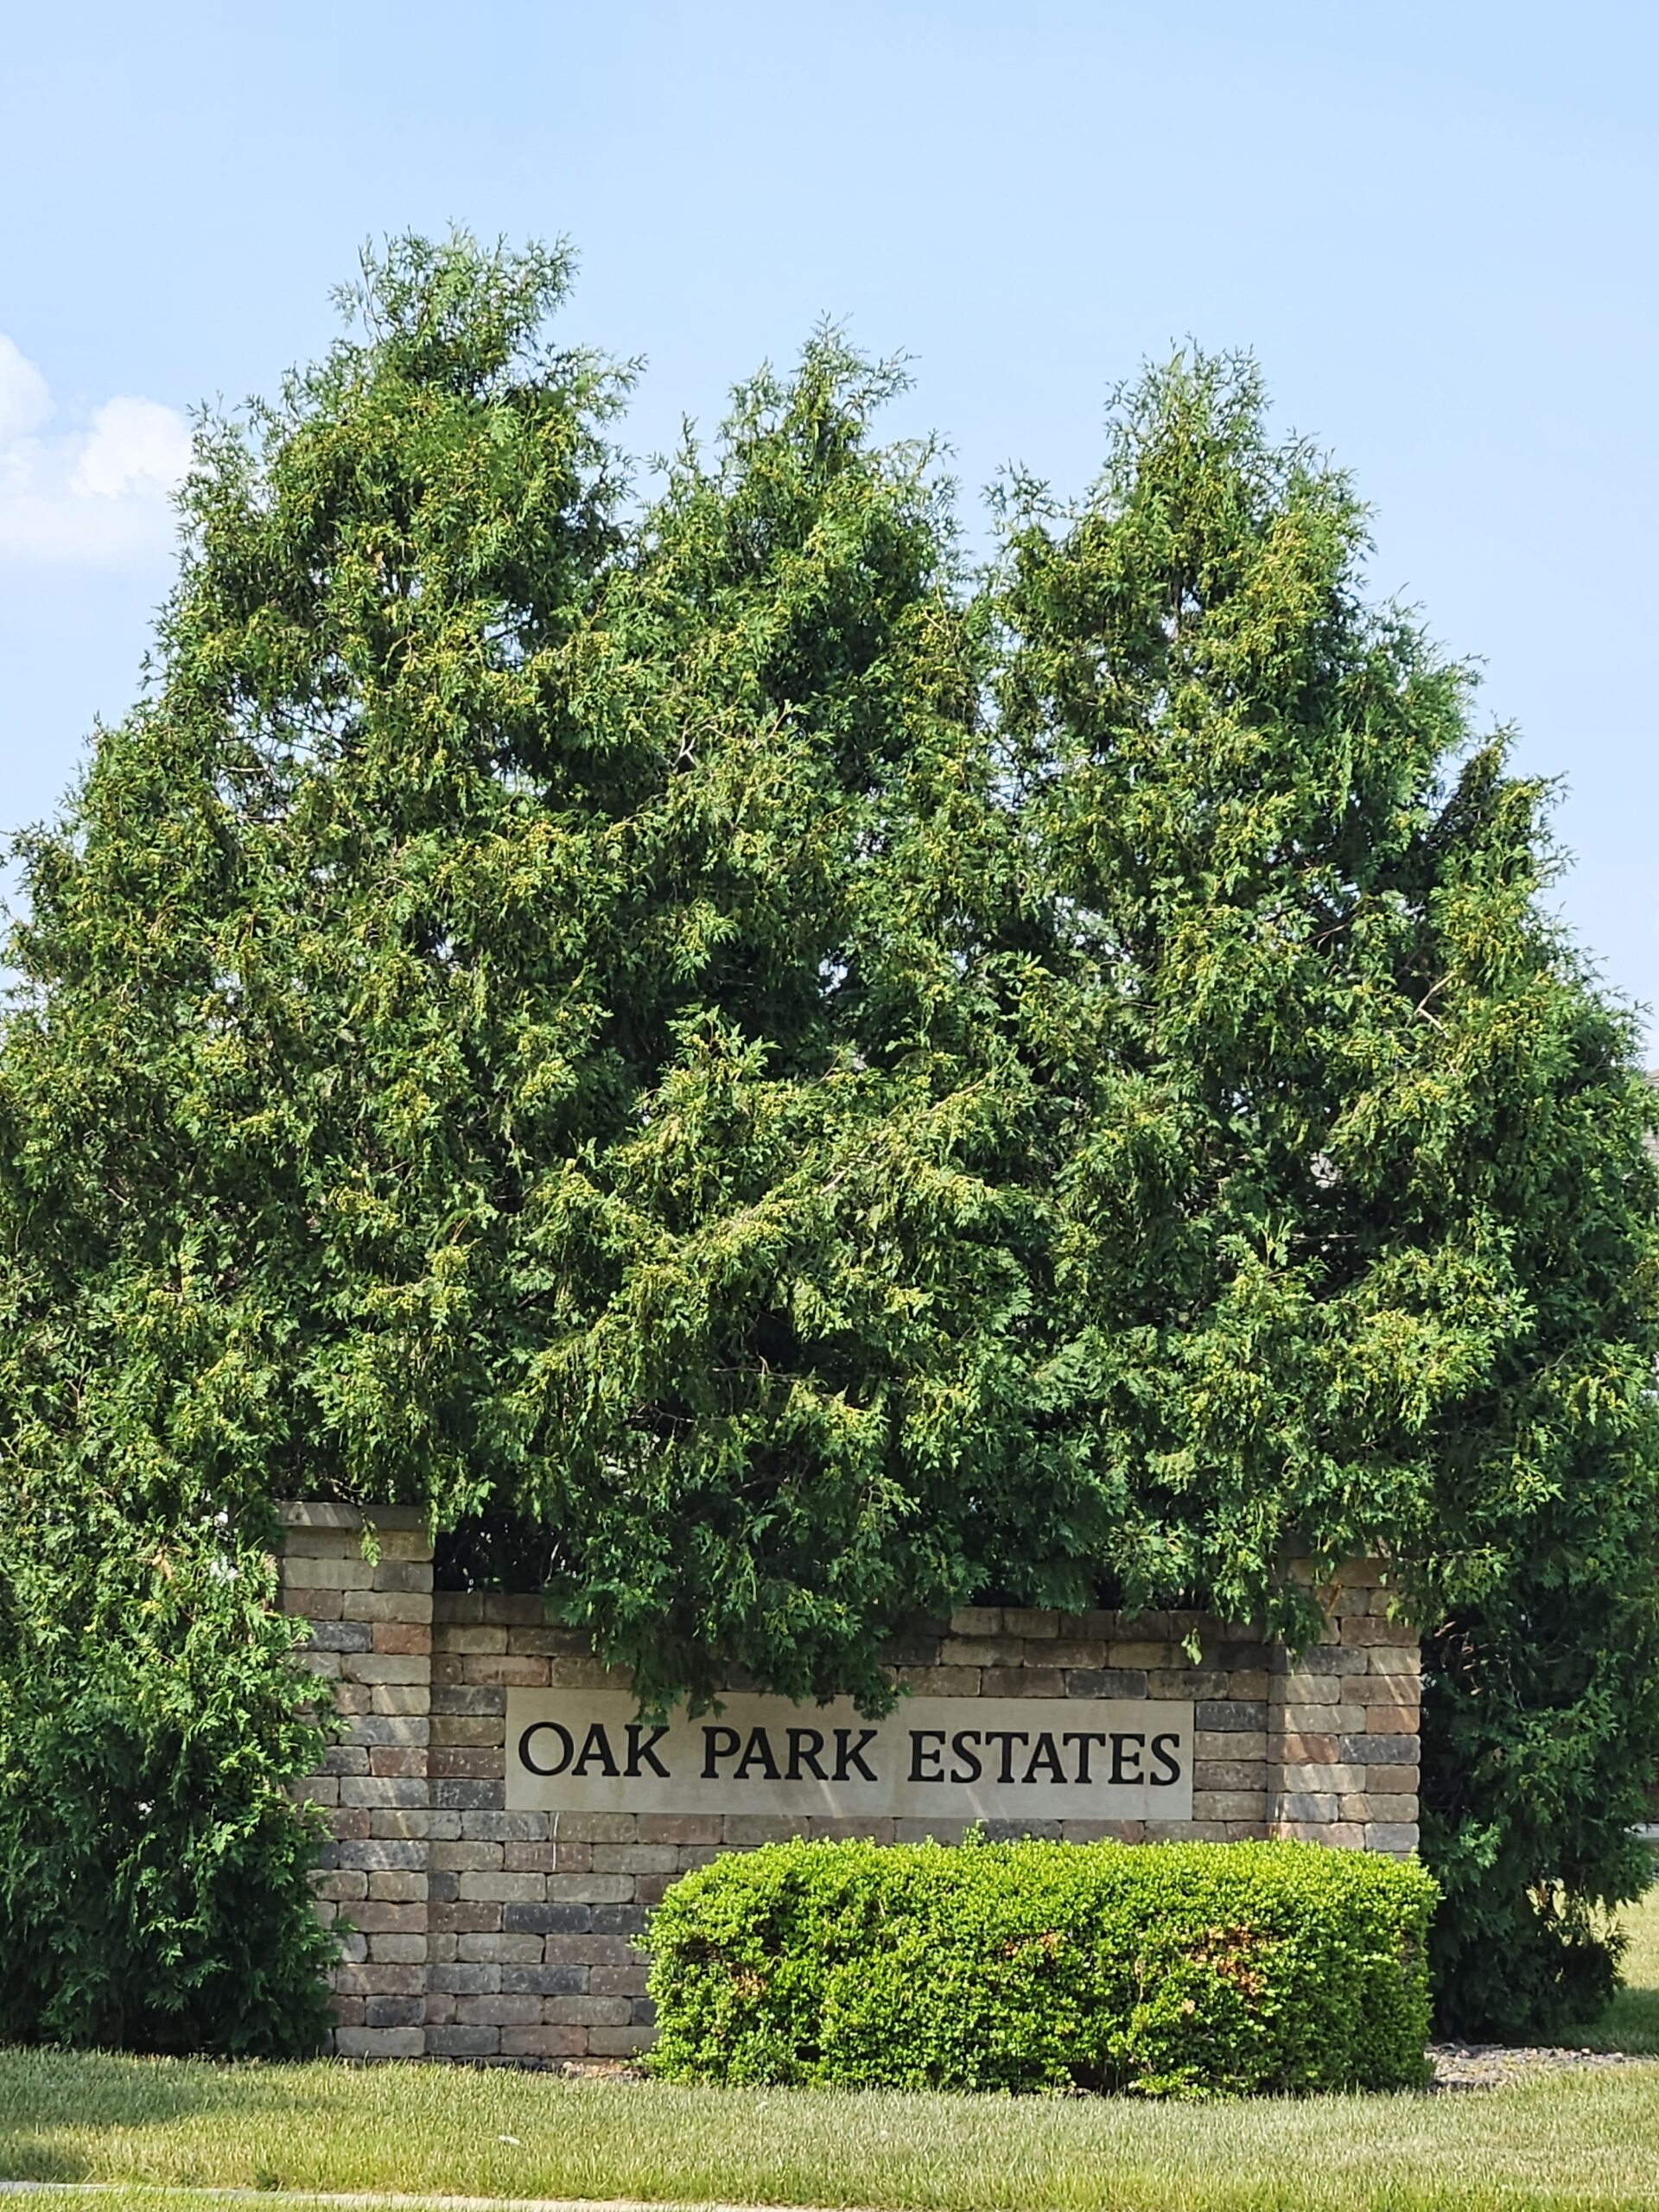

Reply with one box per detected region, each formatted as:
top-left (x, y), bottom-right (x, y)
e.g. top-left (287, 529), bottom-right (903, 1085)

top-left (994, 353), bottom-right (1659, 2031)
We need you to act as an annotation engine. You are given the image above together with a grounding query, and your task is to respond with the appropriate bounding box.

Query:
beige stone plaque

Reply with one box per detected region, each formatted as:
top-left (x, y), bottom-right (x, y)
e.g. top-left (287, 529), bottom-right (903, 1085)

top-left (505, 1690), bottom-right (1193, 1822)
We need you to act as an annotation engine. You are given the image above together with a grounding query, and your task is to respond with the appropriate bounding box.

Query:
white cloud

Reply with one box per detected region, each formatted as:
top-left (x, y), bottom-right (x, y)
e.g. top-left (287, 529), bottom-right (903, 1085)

top-left (73, 396), bottom-right (194, 500)
top-left (0, 338), bottom-right (192, 568)
top-left (0, 337), bottom-right (53, 443)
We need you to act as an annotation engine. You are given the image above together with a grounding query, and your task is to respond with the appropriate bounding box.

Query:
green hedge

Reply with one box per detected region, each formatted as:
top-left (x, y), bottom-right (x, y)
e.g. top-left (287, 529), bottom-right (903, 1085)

top-left (646, 1836), bottom-right (1436, 2095)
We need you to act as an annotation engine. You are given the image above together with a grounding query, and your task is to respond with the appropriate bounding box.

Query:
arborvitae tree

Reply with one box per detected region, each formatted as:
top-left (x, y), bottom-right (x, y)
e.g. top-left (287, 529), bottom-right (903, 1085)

top-left (0, 234), bottom-right (1043, 1736)
top-left (994, 353), bottom-right (1659, 2032)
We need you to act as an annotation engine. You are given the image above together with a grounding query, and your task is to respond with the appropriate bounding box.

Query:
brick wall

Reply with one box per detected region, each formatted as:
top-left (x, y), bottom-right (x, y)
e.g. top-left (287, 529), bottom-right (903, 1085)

top-left (279, 1503), bottom-right (1421, 2062)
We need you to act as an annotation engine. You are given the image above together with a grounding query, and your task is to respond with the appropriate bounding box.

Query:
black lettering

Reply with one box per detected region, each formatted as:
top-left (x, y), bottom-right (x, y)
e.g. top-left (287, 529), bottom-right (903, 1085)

top-left (949, 1730), bottom-right (983, 1783)
top-left (909, 1730), bottom-right (946, 1782)
top-left (1149, 1732), bottom-right (1183, 1787)
top-left (1109, 1731), bottom-right (1146, 1786)
top-left (786, 1727), bottom-right (827, 1781)
top-left (702, 1725), bottom-right (740, 1777)
top-left (1022, 1731), bottom-right (1067, 1784)
top-left (1063, 1730), bottom-right (1109, 1784)
top-left (981, 1729), bottom-right (1031, 1784)
top-left (834, 1726), bottom-right (879, 1782)
top-left (626, 1723), bottom-right (671, 1779)
top-left (572, 1720), bottom-right (620, 1777)
top-left (518, 1721), bottom-right (573, 1777)
top-left (734, 1726), bottom-right (781, 1782)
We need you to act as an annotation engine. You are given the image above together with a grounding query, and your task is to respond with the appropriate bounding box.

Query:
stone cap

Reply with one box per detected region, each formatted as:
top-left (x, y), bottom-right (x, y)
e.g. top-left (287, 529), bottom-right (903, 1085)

top-left (276, 1499), bottom-right (429, 1532)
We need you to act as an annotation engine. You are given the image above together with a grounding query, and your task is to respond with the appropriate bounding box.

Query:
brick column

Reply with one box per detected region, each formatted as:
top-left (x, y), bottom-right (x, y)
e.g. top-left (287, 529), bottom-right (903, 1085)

top-left (277, 1502), bottom-right (434, 2057)
top-left (1268, 1561), bottom-right (1421, 1856)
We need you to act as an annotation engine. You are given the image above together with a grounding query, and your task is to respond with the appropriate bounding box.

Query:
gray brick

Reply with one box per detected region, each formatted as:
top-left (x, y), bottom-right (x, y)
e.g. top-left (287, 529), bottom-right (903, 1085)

top-left (306, 1621), bottom-right (374, 1653)
top-left (1366, 1822), bottom-right (1420, 1854)
top-left (504, 1903), bottom-right (592, 1935)
top-left (428, 1964), bottom-right (502, 1995)
top-left (424, 2025), bottom-right (500, 2056)
top-left (333, 2027), bottom-right (423, 2059)
top-left (339, 1778), bottom-right (428, 1808)
top-left (1063, 1669), bottom-right (1148, 1698)
top-left (431, 1781), bottom-right (505, 1810)
top-left (500, 1964), bottom-right (589, 1996)
top-left (1197, 1700), bottom-right (1268, 1732)
top-left (430, 1686), bottom-right (508, 1715)
top-left (460, 1813), bottom-right (550, 1842)
top-left (1338, 1735), bottom-right (1418, 1766)
top-left (338, 1841), bottom-right (426, 1872)
top-left (592, 1904), bottom-right (649, 1936)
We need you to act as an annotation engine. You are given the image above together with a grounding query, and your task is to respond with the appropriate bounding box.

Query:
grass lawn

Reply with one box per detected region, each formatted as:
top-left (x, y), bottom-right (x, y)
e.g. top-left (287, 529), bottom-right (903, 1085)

top-left (4, 1891), bottom-right (1659, 2212)
top-left (1582, 1882), bottom-right (1659, 2056)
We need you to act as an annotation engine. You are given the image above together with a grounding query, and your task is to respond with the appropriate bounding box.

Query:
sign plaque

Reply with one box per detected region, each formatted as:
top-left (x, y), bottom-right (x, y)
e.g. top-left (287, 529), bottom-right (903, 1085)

top-left (505, 1690), bottom-right (1194, 1823)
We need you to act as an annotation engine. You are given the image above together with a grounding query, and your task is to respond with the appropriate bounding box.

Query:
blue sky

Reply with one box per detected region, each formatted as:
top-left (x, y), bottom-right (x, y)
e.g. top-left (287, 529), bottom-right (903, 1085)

top-left (3, 1), bottom-right (1655, 1051)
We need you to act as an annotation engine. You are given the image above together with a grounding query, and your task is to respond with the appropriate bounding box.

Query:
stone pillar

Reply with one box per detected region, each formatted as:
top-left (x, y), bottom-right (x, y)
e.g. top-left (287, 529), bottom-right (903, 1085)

top-left (277, 1502), bottom-right (435, 2057)
top-left (1268, 1561), bottom-right (1421, 1856)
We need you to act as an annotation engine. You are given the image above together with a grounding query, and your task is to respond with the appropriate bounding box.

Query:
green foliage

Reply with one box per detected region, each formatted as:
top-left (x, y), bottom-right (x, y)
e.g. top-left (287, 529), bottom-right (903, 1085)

top-left (646, 1836), bottom-right (1436, 2094)
top-left (988, 353), bottom-right (1659, 2025)
top-left (0, 1490), bottom-right (336, 2054)
top-left (1, 236), bottom-right (1655, 2041)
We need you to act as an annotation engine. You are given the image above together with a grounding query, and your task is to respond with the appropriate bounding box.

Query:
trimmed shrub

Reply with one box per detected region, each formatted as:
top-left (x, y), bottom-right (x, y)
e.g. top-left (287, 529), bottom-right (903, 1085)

top-left (646, 1836), bottom-right (1436, 2095)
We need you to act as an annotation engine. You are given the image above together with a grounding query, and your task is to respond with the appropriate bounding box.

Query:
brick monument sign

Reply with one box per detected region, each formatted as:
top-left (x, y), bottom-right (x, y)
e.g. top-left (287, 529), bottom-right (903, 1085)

top-left (278, 1500), bottom-right (1421, 2062)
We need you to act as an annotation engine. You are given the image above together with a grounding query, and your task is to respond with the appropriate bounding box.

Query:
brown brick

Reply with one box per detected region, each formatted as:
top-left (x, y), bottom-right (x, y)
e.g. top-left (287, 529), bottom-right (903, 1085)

top-left (503, 1842), bottom-right (559, 1872)
top-left (552, 1813), bottom-right (639, 1843)
top-left (938, 1637), bottom-right (1009, 1667)
top-left (1273, 1820), bottom-right (1364, 1847)
top-left (349, 1902), bottom-right (426, 1935)
top-left (371, 1686), bottom-right (430, 1714)
top-left (1362, 1701), bottom-right (1418, 1733)
top-left (946, 1606), bottom-right (1002, 1637)
top-left (1193, 1760), bottom-right (1266, 1793)
top-left (1340, 1615), bottom-right (1408, 1647)
top-left (429, 1716), bottom-right (506, 1748)
top-left (457, 1934), bottom-right (544, 1963)
top-left (365, 1932), bottom-right (427, 1964)
top-left (1275, 1732), bottom-right (1338, 1764)
top-left (1192, 1791), bottom-right (1264, 1821)
top-left (359, 1590), bottom-right (435, 1624)
top-left (430, 1902), bottom-right (504, 1935)
top-left (368, 1748), bottom-right (426, 1778)
top-left (456, 1994), bottom-right (542, 2026)
top-left (430, 1748), bottom-right (508, 1780)
top-left (500, 2024), bottom-right (589, 2056)
top-left (721, 1814), bottom-right (811, 1847)
top-left (372, 1623), bottom-right (431, 1656)
top-left (638, 1815), bottom-right (723, 1846)
top-left (980, 1667), bottom-right (1064, 1698)
top-left (456, 1655), bottom-right (550, 1687)
top-left (458, 1872), bottom-right (546, 1903)
top-left (892, 1667), bottom-right (982, 1696)
top-left (593, 1845), bottom-right (679, 1875)
top-left (437, 1625), bottom-right (509, 1655)
top-left (474, 1592), bottom-right (545, 1626)
top-left (366, 1872), bottom-right (425, 1904)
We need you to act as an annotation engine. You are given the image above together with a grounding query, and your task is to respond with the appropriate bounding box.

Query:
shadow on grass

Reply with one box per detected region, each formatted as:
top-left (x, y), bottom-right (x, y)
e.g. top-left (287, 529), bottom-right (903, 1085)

top-left (0, 2045), bottom-right (334, 2183)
